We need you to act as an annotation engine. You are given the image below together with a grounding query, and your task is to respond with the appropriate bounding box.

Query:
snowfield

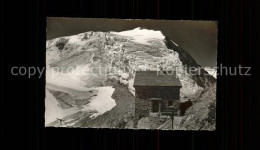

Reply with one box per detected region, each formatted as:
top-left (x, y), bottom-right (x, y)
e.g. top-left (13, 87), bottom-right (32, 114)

top-left (46, 69), bottom-right (89, 91)
top-left (45, 86), bottom-right (117, 125)
top-left (45, 90), bottom-right (80, 125)
top-left (111, 27), bottom-right (165, 46)
top-left (83, 86), bottom-right (116, 118)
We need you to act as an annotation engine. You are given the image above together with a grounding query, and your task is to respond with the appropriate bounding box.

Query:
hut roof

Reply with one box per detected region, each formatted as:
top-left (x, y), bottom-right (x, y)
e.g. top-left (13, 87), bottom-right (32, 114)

top-left (133, 71), bottom-right (182, 87)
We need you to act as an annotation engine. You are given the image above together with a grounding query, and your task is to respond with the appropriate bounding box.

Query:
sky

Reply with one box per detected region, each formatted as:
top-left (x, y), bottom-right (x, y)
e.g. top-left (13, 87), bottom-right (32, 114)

top-left (47, 18), bottom-right (217, 67)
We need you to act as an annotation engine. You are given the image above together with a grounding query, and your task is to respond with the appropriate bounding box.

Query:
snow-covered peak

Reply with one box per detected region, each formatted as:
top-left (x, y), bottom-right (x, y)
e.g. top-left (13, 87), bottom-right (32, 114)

top-left (111, 27), bottom-right (165, 46)
top-left (46, 29), bottom-right (216, 97)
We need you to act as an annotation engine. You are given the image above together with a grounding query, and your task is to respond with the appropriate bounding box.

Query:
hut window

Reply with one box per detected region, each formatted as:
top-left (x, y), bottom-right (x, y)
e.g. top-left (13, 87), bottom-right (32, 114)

top-left (168, 101), bottom-right (173, 106)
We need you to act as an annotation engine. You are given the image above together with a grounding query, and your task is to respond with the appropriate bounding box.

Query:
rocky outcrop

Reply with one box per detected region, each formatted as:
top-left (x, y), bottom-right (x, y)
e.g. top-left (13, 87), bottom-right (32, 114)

top-left (74, 84), bottom-right (135, 128)
top-left (179, 83), bottom-right (216, 130)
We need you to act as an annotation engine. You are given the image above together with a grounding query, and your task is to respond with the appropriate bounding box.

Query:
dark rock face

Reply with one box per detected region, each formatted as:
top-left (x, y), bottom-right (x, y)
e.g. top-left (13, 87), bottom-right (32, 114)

top-left (179, 83), bottom-right (216, 130)
top-left (47, 87), bottom-right (95, 109)
top-left (164, 35), bottom-right (216, 88)
top-left (75, 84), bottom-right (135, 128)
top-left (179, 100), bottom-right (193, 116)
top-left (134, 97), bottom-right (150, 128)
top-left (54, 38), bottom-right (69, 50)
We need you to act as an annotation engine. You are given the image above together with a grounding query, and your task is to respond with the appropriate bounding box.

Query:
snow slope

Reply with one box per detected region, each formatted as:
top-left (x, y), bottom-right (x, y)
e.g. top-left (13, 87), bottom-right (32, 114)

top-left (83, 86), bottom-right (116, 118)
top-left (46, 69), bottom-right (89, 91)
top-left (111, 27), bottom-right (166, 46)
top-left (45, 86), bottom-right (116, 125)
top-left (45, 90), bottom-right (80, 125)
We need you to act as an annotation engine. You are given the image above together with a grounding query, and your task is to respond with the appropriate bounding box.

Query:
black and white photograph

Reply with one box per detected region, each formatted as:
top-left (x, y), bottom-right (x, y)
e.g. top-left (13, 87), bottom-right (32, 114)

top-left (3, 0), bottom-right (260, 149)
top-left (45, 18), bottom-right (217, 130)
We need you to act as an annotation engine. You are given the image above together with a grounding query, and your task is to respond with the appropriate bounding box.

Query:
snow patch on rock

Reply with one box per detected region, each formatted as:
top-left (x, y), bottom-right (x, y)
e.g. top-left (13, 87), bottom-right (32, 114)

top-left (83, 86), bottom-right (116, 118)
top-left (204, 67), bottom-right (217, 78)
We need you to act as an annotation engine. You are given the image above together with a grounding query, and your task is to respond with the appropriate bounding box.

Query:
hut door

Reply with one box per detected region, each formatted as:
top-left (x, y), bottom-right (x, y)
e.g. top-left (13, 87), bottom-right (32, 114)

top-left (151, 100), bottom-right (159, 112)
